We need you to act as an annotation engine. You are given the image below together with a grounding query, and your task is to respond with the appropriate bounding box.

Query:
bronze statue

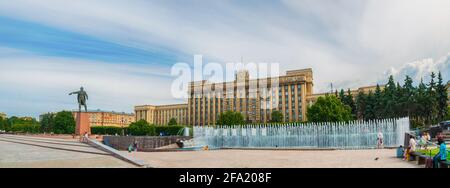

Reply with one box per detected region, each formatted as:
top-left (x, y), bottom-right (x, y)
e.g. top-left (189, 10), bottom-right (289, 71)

top-left (69, 87), bottom-right (88, 112)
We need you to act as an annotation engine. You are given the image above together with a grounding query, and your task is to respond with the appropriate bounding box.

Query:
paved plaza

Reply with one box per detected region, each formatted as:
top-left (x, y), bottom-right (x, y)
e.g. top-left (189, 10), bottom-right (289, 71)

top-left (0, 134), bottom-right (420, 168)
top-left (122, 149), bottom-right (419, 168)
top-left (0, 134), bottom-right (135, 168)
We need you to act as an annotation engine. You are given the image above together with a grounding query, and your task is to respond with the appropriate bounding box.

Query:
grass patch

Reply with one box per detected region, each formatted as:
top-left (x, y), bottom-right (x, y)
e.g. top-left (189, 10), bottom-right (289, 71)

top-left (417, 148), bottom-right (450, 161)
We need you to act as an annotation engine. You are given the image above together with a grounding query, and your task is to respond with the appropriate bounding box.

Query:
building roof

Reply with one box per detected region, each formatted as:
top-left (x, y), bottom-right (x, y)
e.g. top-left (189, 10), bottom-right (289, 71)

top-left (71, 109), bottom-right (134, 115)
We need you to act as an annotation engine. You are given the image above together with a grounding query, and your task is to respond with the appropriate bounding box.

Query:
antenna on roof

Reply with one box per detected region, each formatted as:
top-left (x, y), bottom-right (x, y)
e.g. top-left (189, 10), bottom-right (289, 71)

top-left (330, 82), bottom-right (333, 94)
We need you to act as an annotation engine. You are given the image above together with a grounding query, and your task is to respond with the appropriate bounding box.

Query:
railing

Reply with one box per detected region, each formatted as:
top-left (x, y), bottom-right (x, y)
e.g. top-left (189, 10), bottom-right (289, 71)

top-left (193, 117), bottom-right (410, 149)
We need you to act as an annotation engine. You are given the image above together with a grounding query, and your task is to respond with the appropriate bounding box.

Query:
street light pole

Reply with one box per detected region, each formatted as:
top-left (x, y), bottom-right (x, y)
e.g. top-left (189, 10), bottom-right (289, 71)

top-left (121, 117), bottom-right (124, 136)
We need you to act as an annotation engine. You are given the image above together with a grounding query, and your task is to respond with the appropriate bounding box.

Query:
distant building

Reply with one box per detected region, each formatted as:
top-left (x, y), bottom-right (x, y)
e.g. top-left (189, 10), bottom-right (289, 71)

top-left (136, 68), bottom-right (314, 125)
top-left (72, 110), bottom-right (135, 127)
top-left (135, 104), bottom-right (188, 125)
top-left (19, 117), bottom-right (34, 121)
top-left (0, 112), bottom-right (6, 119)
top-left (40, 110), bottom-right (135, 127)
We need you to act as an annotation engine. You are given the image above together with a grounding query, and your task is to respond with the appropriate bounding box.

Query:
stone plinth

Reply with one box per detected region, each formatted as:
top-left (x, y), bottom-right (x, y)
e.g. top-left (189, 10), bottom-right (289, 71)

top-left (75, 112), bottom-right (90, 135)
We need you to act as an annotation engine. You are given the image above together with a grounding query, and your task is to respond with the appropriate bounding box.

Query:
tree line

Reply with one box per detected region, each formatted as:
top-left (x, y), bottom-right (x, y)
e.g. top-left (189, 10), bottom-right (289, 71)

top-left (0, 111), bottom-right (76, 134)
top-left (336, 72), bottom-right (448, 128)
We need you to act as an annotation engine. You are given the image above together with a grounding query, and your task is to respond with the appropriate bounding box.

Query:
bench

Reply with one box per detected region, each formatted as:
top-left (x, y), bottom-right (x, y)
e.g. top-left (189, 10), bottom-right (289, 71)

top-left (439, 160), bottom-right (449, 168)
top-left (417, 155), bottom-right (430, 165)
top-left (409, 151), bottom-right (421, 161)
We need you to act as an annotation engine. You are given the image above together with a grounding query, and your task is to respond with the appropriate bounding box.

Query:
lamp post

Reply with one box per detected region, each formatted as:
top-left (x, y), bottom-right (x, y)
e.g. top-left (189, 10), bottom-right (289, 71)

top-left (121, 117), bottom-right (124, 136)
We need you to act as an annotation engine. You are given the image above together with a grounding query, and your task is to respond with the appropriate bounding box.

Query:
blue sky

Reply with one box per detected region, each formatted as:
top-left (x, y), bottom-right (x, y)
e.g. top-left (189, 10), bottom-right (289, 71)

top-left (0, 0), bottom-right (449, 118)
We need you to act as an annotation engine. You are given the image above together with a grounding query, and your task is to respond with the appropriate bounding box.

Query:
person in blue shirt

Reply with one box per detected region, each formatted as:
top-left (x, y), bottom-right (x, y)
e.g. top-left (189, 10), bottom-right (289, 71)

top-left (433, 137), bottom-right (447, 168)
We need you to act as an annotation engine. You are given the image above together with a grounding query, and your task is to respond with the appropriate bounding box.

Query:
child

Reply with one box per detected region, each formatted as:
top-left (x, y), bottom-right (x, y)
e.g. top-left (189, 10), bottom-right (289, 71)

top-left (403, 146), bottom-right (411, 161)
top-left (128, 144), bottom-right (133, 153)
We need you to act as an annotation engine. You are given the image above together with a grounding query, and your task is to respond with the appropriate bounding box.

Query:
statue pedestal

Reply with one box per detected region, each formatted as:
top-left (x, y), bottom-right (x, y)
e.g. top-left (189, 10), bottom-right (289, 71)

top-left (75, 112), bottom-right (90, 135)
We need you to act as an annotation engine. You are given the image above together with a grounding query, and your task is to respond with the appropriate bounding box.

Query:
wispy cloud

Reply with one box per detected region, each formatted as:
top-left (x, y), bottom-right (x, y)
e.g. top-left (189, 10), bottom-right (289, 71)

top-left (0, 0), bottom-right (449, 117)
top-left (0, 55), bottom-right (183, 117)
top-left (382, 53), bottom-right (450, 85)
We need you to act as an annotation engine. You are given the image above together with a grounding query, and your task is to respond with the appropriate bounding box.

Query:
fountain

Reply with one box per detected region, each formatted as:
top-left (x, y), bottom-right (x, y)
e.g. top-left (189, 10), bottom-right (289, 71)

top-left (193, 117), bottom-right (410, 149)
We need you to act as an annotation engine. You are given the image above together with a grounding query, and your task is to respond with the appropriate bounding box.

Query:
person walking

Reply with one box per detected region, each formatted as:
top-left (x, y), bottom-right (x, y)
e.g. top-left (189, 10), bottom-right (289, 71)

top-left (377, 131), bottom-right (384, 149)
top-left (84, 132), bottom-right (89, 143)
top-left (133, 140), bottom-right (138, 152)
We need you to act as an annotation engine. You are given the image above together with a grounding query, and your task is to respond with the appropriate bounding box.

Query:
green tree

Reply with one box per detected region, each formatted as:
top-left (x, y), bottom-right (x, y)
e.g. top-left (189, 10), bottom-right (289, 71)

top-left (345, 89), bottom-right (356, 118)
top-left (364, 91), bottom-right (376, 120)
top-left (373, 84), bottom-right (383, 119)
top-left (446, 106), bottom-right (450, 120)
top-left (425, 72), bottom-right (438, 124)
top-left (383, 75), bottom-right (397, 118)
top-left (270, 110), bottom-right (283, 123)
top-left (436, 72), bottom-right (448, 121)
top-left (40, 113), bottom-right (55, 133)
top-left (216, 111), bottom-right (245, 125)
top-left (339, 89), bottom-right (345, 101)
top-left (128, 119), bottom-right (155, 136)
top-left (394, 82), bottom-right (403, 117)
top-left (168, 118), bottom-right (177, 126)
top-left (307, 95), bottom-right (352, 122)
top-left (401, 76), bottom-right (415, 117)
top-left (355, 90), bottom-right (367, 119)
top-left (0, 116), bottom-right (5, 130)
top-left (414, 79), bottom-right (428, 125)
top-left (6, 116), bottom-right (40, 133)
top-left (53, 111), bottom-right (75, 134)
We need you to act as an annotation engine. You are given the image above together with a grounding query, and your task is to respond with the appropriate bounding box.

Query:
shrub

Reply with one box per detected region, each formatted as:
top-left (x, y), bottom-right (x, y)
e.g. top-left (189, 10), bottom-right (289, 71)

top-left (128, 120), bottom-right (155, 136)
top-left (91, 126), bottom-right (126, 135)
top-left (270, 110), bottom-right (283, 123)
top-left (91, 120), bottom-right (191, 136)
top-left (10, 123), bottom-right (41, 133)
top-left (168, 118), bottom-right (177, 126)
top-left (216, 111), bottom-right (245, 125)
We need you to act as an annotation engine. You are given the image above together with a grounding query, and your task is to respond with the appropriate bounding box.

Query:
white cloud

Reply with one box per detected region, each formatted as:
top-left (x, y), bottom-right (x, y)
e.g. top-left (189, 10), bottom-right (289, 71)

top-left (383, 53), bottom-right (450, 84)
top-left (1, 1), bottom-right (450, 116)
top-left (0, 55), bottom-right (185, 117)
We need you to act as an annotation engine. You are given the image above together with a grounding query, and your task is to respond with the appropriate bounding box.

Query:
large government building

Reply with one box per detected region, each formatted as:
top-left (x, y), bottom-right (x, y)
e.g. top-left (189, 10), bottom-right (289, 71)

top-left (135, 68), bottom-right (386, 126)
top-left (186, 68), bottom-right (313, 125)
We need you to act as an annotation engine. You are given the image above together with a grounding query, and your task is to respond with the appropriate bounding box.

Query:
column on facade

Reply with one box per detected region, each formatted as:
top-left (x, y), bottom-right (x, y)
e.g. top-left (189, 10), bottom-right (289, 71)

top-left (281, 85), bottom-right (286, 122)
top-left (212, 91), bottom-right (216, 125)
top-left (287, 84), bottom-right (292, 122)
top-left (294, 84), bottom-right (299, 122)
top-left (301, 83), bottom-right (307, 121)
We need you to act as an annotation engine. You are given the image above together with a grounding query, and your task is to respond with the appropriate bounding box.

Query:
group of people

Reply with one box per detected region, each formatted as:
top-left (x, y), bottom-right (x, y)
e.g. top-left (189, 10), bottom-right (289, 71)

top-left (401, 131), bottom-right (447, 168)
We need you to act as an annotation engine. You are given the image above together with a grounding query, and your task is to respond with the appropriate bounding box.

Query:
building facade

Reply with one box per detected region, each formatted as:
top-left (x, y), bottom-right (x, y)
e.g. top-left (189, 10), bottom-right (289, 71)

top-left (135, 104), bottom-right (188, 125)
top-left (135, 68), bottom-right (314, 126)
top-left (186, 69), bottom-right (313, 125)
top-left (0, 112), bottom-right (6, 119)
top-left (71, 110), bottom-right (135, 127)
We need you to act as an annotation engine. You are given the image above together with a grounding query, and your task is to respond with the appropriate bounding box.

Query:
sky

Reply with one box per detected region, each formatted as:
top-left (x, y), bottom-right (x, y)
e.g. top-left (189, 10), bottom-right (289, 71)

top-left (0, 0), bottom-right (449, 118)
